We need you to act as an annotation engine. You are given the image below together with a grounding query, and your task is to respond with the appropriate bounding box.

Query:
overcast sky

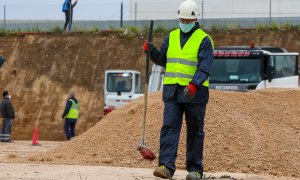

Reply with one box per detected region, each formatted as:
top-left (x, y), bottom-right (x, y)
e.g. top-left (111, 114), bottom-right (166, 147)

top-left (0, 0), bottom-right (130, 20)
top-left (2, 0), bottom-right (299, 21)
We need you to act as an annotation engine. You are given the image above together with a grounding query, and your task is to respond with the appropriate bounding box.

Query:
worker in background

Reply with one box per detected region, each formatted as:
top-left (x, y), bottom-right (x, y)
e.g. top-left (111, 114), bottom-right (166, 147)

top-left (0, 55), bottom-right (5, 68)
top-left (143, 0), bottom-right (214, 179)
top-left (62, 92), bottom-right (79, 140)
top-left (0, 90), bottom-right (15, 142)
top-left (62, 0), bottom-right (78, 31)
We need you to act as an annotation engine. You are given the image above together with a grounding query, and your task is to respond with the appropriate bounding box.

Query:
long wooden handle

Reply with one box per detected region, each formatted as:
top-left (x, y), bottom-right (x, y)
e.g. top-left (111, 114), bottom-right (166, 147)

top-left (141, 20), bottom-right (154, 145)
top-left (146, 20), bottom-right (154, 83)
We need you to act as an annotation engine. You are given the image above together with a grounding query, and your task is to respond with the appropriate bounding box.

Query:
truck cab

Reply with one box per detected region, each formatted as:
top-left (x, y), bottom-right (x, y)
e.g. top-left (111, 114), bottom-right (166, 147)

top-left (104, 70), bottom-right (143, 115)
top-left (210, 46), bottom-right (299, 91)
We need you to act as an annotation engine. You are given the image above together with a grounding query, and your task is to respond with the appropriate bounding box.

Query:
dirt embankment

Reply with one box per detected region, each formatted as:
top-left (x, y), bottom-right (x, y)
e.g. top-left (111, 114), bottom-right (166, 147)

top-left (0, 29), bottom-right (300, 140)
top-left (0, 32), bottom-right (146, 140)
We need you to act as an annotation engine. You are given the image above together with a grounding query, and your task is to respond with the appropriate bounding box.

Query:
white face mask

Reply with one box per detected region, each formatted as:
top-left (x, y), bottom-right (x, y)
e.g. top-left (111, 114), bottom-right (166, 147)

top-left (178, 21), bottom-right (196, 33)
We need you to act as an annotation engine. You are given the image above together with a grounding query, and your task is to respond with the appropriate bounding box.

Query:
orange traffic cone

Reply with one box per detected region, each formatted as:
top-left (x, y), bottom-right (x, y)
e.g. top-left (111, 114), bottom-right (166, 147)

top-left (31, 127), bottom-right (41, 146)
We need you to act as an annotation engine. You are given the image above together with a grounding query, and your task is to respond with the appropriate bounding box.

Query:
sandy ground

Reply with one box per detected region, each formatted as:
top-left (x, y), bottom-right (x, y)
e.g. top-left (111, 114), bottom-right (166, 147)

top-left (0, 141), bottom-right (298, 180)
top-left (1, 163), bottom-right (298, 180)
top-left (0, 141), bottom-right (63, 160)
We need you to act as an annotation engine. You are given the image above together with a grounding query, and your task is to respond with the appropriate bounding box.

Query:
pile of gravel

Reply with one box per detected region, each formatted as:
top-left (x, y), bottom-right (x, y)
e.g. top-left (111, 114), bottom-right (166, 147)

top-left (9, 88), bottom-right (300, 178)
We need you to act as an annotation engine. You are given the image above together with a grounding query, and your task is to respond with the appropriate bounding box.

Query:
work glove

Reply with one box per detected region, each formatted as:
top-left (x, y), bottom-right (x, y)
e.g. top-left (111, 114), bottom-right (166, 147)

top-left (143, 41), bottom-right (154, 54)
top-left (184, 83), bottom-right (198, 99)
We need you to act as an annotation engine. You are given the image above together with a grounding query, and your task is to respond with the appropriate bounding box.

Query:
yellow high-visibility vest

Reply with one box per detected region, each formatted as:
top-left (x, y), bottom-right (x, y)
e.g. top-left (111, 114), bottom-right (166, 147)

top-left (65, 99), bottom-right (79, 119)
top-left (164, 28), bottom-right (213, 87)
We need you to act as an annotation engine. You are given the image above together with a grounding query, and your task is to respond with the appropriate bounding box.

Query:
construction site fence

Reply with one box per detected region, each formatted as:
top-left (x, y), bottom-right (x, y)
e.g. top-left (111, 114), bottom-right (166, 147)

top-left (1, 17), bottom-right (300, 32)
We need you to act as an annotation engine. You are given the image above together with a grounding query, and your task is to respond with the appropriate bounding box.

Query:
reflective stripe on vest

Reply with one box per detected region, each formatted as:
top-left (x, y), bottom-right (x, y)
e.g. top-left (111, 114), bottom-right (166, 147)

top-left (165, 28), bottom-right (212, 87)
top-left (65, 99), bottom-right (78, 119)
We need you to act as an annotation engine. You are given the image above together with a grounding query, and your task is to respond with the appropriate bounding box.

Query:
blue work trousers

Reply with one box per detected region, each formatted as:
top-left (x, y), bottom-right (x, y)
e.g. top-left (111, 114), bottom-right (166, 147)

top-left (64, 118), bottom-right (77, 140)
top-left (0, 118), bottom-right (12, 142)
top-left (159, 101), bottom-right (206, 175)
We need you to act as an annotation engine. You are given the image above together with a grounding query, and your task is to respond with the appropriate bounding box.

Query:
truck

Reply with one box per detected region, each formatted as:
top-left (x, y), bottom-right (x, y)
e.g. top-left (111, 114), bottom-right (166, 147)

top-left (104, 70), bottom-right (143, 115)
top-left (104, 45), bottom-right (299, 114)
top-left (210, 45), bottom-right (299, 91)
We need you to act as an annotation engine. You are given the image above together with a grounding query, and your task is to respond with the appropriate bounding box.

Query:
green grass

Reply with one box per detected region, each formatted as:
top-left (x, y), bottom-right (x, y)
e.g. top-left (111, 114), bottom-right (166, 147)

top-left (1, 23), bottom-right (300, 37)
top-left (51, 26), bottom-right (63, 33)
top-left (254, 22), bottom-right (296, 32)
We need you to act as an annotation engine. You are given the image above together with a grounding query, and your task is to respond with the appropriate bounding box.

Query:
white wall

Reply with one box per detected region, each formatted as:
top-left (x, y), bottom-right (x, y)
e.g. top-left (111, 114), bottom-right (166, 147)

top-left (129, 0), bottom-right (300, 20)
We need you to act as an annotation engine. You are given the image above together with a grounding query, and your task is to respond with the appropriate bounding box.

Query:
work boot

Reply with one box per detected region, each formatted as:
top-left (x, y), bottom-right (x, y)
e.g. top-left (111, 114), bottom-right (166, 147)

top-left (186, 171), bottom-right (203, 180)
top-left (153, 165), bottom-right (172, 179)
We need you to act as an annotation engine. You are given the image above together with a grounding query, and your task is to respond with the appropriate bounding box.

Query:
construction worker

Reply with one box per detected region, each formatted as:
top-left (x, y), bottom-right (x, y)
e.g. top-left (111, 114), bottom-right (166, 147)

top-left (0, 90), bottom-right (15, 142)
top-left (0, 55), bottom-right (5, 68)
top-left (61, 92), bottom-right (79, 140)
top-left (143, 0), bottom-right (214, 179)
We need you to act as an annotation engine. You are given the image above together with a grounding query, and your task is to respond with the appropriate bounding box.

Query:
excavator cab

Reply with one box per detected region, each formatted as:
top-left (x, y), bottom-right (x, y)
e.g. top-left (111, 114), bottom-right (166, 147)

top-left (259, 52), bottom-right (299, 88)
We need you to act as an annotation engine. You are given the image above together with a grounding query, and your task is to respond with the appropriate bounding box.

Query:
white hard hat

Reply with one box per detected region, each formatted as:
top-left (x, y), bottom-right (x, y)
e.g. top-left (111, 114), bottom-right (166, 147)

top-left (177, 0), bottom-right (200, 19)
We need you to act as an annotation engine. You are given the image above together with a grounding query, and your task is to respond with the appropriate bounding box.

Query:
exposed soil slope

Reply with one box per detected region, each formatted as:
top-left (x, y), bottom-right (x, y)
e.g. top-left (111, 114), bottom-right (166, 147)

top-left (6, 89), bottom-right (300, 178)
top-left (0, 29), bottom-right (300, 140)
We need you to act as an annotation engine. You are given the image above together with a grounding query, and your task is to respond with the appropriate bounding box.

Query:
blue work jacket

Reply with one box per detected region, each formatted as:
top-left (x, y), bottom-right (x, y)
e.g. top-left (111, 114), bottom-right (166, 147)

top-left (149, 22), bottom-right (214, 104)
